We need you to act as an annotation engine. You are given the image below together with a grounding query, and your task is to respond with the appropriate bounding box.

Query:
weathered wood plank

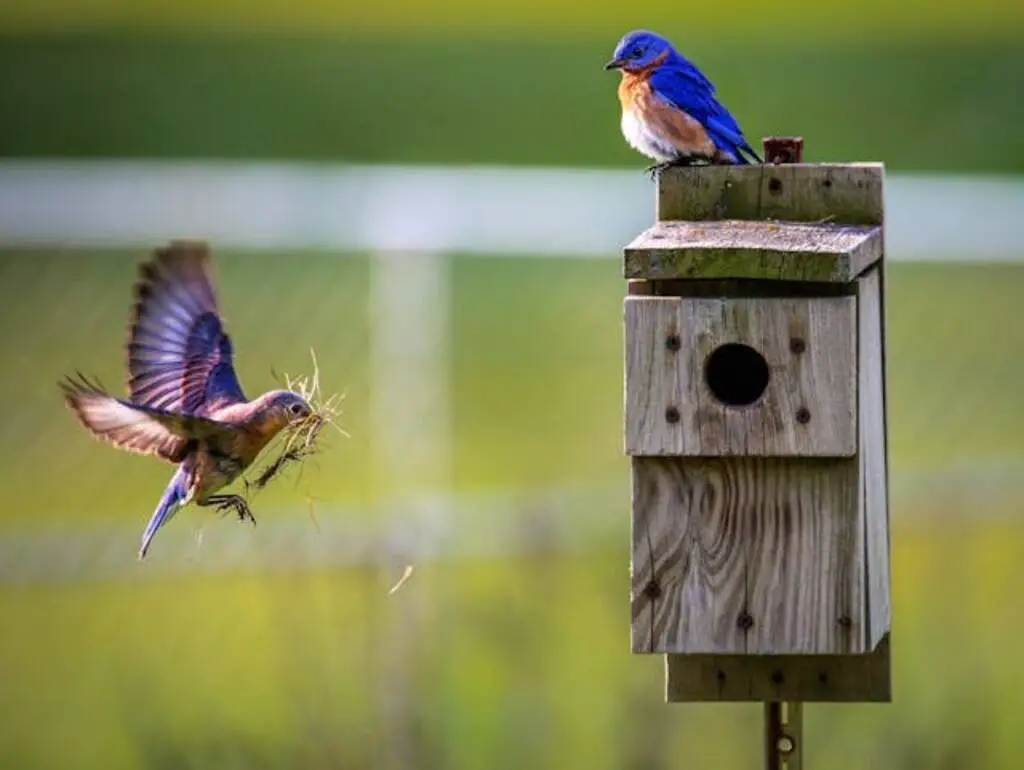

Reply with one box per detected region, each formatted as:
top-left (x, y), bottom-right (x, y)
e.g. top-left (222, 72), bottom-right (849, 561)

top-left (631, 457), bottom-right (747, 654)
top-left (631, 457), bottom-right (861, 655)
top-left (624, 295), bottom-right (857, 457)
top-left (664, 634), bottom-right (891, 702)
top-left (859, 267), bottom-right (891, 650)
top-left (657, 163), bottom-right (884, 226)
top-left (744, 458), bottom-right (861, 655)
top-left (624, 220), bottom-right (883, 282)
top-left (624, 297), bottom-right (688, 455)
top-left (626, 278), bottom-right (654, 296)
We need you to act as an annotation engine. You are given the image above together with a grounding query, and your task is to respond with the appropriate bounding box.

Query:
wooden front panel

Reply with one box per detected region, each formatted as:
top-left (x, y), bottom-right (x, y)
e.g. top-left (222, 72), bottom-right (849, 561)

top-left (625, 295), bottom-right (857, 457)
top-left (631, 457), bottom-right (864, 655)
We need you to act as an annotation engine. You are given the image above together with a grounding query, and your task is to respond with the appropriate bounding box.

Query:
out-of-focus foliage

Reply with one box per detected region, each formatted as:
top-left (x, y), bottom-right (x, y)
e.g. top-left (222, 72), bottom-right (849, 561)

top-left (0, 36), bottom-right (1022, 172)
top-left (2, 0), bottom-right (1024, 41)
top-left (1, 520), bottom-right (1022, 770)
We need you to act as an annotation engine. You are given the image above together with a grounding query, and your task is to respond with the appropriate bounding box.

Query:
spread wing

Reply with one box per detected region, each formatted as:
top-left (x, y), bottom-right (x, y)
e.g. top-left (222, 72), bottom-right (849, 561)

top-left (127, 241), bottom-right (247, 416)
top-left (61, 373), bottom-right (236, 463)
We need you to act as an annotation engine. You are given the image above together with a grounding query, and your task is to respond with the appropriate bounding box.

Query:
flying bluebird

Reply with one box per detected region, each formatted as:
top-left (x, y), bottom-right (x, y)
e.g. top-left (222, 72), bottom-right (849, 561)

top-left (60, 241), bottom-right (315, 560)
top-left (605, 29), bottom-right (762, 173)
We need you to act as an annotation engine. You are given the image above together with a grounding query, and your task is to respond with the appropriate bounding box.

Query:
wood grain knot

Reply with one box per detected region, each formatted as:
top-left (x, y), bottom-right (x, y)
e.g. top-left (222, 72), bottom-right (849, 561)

top-left (664, 406), bottom-right (680, 424)
top-left (768, 178), bottom-right (783, 194)
top-left (737, 612), bottom-right (754, 631)
top-left (771, 670), bottom-right (785, 685)
top-left (665, 333), bottom-right (681, 352)
top-left (837, 615), bottom-right (852, 628)
top-left (789, 337), bottom-right (806, 354)
top-left (795, 407), bottom-right (811, 424)
top-left (642, 579), bottom-right (662, 600)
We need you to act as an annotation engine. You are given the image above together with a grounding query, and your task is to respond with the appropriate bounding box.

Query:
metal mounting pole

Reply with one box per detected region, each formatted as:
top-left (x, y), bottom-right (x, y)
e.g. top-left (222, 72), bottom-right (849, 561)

top-left (764, 701), bottom-right (803, 770)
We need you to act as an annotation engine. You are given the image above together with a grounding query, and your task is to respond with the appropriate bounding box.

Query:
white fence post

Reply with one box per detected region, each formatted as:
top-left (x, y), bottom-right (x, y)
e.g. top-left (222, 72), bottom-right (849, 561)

top-left (368, 248), bottom-right (452, 770)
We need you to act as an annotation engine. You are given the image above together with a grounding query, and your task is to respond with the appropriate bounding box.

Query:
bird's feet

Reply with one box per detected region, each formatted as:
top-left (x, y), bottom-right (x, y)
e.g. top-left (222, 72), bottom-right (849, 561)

top-left (202, 494), bottom-right (257, 527)
top-left (644, 154), bottom-right (714, 179)
top-left (644, 161), bottom-right (672, 180)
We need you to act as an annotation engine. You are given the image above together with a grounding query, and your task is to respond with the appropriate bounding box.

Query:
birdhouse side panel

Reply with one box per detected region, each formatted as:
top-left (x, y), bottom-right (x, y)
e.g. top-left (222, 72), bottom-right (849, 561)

top-left (858, 266), bottom-right (891, 650)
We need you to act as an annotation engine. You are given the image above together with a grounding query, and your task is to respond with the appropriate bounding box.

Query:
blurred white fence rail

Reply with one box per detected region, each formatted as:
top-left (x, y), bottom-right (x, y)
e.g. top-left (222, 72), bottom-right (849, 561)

top-left (1, 160), bottom-right (1023, 259)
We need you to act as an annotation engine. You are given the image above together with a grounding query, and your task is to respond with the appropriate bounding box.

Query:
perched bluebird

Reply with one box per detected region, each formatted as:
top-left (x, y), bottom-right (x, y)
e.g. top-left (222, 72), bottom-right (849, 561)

top-left (60, 242), bottom-right (314, 559)
top-left (605, 29), bottom-right (762, 173)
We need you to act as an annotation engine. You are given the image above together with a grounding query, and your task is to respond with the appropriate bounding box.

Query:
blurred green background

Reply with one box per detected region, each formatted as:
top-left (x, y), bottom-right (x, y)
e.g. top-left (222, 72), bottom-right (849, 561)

top-left (1, 2), bottom-right (1023, 769)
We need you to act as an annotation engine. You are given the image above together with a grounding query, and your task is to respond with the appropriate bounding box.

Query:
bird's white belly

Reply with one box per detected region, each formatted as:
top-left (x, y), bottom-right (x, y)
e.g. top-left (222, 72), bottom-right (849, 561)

top-left (620, 109), bottom-right (676, 163)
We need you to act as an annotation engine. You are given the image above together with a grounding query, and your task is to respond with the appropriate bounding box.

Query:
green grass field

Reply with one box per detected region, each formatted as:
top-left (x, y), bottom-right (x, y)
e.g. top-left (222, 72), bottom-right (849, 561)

top-left (1, 520), bottom-right (1022, 770)
top-left (0, 34), bottom-right (1022, 172)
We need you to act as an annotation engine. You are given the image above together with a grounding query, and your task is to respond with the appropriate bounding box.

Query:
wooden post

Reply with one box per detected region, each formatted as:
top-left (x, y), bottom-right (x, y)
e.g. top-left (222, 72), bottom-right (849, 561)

top-left (762, 137), bottom-right (805, 770)
top-left (623, 137), bottom-right (892, 767)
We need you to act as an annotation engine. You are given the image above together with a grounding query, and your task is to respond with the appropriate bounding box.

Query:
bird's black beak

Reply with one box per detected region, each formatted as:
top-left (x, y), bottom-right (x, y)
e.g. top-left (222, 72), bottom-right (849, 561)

top-left (604, 58), bottom-right (624, 71)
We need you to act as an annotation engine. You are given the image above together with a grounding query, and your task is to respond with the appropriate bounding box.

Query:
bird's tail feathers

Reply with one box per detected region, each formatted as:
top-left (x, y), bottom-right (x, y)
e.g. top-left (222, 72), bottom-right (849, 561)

top-left (738, 143), bottom-right (764, 164)
top-left (138, 466), bottom-right (190, 560)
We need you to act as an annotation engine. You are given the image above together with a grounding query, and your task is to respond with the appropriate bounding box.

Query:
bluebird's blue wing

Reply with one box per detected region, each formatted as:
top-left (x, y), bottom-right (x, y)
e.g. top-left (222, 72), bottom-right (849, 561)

top-left (126, 242), bottom-right (247, 416)
top-left (649, 62), bottom-right (762, 164)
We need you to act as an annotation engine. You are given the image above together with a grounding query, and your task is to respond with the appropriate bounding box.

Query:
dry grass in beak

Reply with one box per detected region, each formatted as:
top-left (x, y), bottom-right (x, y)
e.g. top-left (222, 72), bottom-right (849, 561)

top-left (245, 348), bottom-right (348, 496)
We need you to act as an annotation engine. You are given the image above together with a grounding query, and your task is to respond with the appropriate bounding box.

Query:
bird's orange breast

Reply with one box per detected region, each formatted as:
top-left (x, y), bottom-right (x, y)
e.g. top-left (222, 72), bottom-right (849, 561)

top-left (617, 69), bottom-right (715, 157)
top-left (617, 68), bottom-right (653, 114)
top-left (615, 51), bottom-right (669, 112)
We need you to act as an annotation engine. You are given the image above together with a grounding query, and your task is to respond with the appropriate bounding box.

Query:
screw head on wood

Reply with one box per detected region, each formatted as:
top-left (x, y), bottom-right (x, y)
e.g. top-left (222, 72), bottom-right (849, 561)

top-left (642, 579), bottom-right (662, 600)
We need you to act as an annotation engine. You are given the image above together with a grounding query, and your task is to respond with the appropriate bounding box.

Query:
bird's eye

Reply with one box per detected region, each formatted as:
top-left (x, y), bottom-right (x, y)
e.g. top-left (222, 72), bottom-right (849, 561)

top-left (289, 403), bottom-right (304, 416)
top-left (631, 46), bottom-right (644, 58)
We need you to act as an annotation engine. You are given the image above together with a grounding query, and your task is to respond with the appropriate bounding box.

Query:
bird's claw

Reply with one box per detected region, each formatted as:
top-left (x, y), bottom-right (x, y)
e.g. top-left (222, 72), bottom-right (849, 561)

top-left (211, 495), bottom-right (257, 527)
top-left (644, 162), bottom-right (668, 180)
top-left (645, 154), bottom-right (715, 179)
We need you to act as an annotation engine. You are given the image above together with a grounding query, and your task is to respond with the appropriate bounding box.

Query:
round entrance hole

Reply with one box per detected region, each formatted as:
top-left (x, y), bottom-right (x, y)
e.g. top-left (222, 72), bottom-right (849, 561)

top-left (703, 343), bottom-right (770, 407)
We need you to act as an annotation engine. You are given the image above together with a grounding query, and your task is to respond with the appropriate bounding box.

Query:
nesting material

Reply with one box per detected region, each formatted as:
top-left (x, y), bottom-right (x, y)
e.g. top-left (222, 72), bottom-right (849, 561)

top-left (245, 349), bottom-right (347, 497)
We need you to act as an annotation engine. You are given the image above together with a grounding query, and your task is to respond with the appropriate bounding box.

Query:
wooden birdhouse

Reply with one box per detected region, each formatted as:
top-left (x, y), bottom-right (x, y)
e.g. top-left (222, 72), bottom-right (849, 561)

top-left (623, 142), bottom-right (891, 707)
